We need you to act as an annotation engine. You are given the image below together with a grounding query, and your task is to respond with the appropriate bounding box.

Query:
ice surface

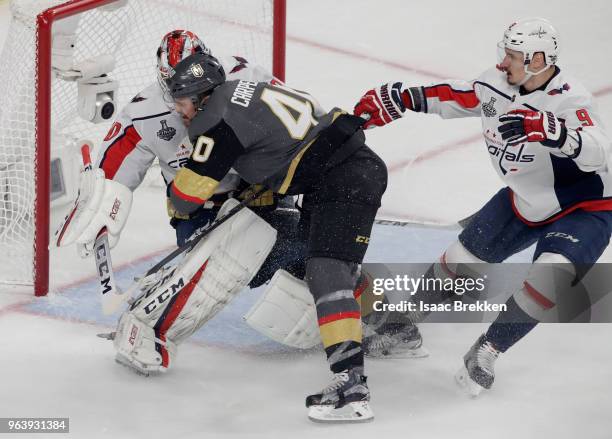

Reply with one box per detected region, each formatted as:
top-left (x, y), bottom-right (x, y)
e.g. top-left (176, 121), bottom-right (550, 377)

top-left (1, 0), bottom-right (611, 437)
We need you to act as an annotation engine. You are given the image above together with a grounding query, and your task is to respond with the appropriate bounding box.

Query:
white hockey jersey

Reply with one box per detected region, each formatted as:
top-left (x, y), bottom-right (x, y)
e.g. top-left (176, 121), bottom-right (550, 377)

top-left (95, 56), bottom-right (275, 194)
top-left (409, 67), bottom-right (612, 224)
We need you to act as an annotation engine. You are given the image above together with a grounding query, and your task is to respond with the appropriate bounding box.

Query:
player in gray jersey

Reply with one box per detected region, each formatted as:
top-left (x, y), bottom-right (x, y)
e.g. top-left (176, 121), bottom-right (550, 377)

top-left (61, 28), bottom-right (420, 373)
top-left (56, 30), bottom-right (421, 395)
top-left (167, 52), bottom-right (388, 423)
top-left (90, 29), bottom-right (305, 287)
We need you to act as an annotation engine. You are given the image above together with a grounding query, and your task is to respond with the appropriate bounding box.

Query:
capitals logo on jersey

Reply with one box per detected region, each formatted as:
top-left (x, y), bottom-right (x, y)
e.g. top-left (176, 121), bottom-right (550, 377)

top-left (485, 128), bottom-right (534, 174)
top-left (487, 143), bottom-right (535, 174)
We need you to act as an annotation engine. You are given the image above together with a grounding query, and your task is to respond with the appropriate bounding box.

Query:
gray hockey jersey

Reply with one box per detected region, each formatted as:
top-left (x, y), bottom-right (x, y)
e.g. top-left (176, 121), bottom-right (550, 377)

top-left (169, 80), bottom-right (343, 214)
top-left (95, 56), bottom-right (274, 194)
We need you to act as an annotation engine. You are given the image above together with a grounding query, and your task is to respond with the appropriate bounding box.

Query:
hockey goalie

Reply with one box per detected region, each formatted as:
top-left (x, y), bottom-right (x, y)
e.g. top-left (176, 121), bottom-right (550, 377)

top-left (57, 169), bottom-right (278, 375)
top-left (55, 169), bottom-right (427, 376)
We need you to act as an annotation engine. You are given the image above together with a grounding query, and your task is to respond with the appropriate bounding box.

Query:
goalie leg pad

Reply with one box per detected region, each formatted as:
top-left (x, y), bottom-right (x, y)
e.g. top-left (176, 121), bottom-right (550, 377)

top-left (115, 199), bottom-right (276, 370)
top-left (244, 266), bottom-right (424, 352)
top-left (243, 270), bottom-right (320, 349)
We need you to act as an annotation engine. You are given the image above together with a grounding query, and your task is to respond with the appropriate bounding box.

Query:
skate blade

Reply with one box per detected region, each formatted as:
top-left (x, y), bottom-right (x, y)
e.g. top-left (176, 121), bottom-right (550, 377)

top-left (96, 332), bottom-right (116, 340)
top-left (455, 366), bottom-right (484, 397)
top-left (366, 346), bottom-right (430, 359)
top-left (114, 355), bottom-right (151, 377)
top-left (308, 401), bottom-right (374, 423)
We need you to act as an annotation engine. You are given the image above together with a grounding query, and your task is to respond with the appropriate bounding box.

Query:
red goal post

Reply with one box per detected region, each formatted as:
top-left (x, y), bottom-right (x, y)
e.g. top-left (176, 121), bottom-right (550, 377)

top-left (0, 0), bottom-right (286, 296)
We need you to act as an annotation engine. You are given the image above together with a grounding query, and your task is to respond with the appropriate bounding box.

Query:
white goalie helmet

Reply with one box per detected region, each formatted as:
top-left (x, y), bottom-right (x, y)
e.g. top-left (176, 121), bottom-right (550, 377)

top-left (498, 17), bottom-right (560, 76)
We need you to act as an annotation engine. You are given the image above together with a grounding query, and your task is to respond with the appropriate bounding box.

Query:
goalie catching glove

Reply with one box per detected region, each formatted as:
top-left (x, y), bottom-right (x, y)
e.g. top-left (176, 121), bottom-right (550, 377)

top-left (55, 165), bottom-right (132, 257)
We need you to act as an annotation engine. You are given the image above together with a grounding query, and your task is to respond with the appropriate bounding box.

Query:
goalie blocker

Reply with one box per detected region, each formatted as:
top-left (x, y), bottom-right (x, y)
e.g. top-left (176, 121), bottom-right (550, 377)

top-left (113, 199), bottom-right (276, 375)
top-left (54, 154), bottom-right (132, 256)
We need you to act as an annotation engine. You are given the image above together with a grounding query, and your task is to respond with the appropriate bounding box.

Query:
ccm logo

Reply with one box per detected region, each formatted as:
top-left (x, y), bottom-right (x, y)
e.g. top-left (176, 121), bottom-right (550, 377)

top-left (95, 243), bottom-right (113, 295)
top-left (128, 325), bottom-right (139, 346)
top-left (143, 278), bottom-right (185, 314)
top-left (109, 198), bottom-right (121, 220)
top-left (356, 235), bottom-right (370, 244)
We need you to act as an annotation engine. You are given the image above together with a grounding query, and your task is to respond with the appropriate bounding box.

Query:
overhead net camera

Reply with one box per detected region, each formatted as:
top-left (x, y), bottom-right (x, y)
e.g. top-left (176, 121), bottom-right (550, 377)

top-left (51, 12), bottom-right (122, 123)
top-left (74, 56), bottom-right (119, 124)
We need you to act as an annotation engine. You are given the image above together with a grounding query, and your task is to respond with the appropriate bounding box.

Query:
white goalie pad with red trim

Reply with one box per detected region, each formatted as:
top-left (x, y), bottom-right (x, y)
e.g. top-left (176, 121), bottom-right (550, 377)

top-left (243, 269), bottom-right (320, 349)
top-left (113, 199), bottom-right (277, 374)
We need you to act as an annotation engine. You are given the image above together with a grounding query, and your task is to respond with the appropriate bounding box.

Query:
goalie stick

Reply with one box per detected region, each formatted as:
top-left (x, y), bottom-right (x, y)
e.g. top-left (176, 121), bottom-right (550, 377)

top-left (110, 185), bottom-right (270, 312)
top-left (93, 226), bottom-right (126, 315)
top-left (375, 212), bottom-right (476, 230)
top-left (78, 144), bottom-right (126, 315)
top-left (355, 115), bottom-right (477, 230)
top-left (275, 206), bottom-right (474, 230)
top-left (142, 185), bottom-right (268, 277)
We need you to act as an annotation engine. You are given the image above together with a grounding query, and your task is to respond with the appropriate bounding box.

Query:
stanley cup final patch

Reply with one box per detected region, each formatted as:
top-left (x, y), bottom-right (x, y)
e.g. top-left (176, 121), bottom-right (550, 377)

top-left (157, 120), bottom-right (176, 141)
top-left (482, 97), bottom-right (497, 117)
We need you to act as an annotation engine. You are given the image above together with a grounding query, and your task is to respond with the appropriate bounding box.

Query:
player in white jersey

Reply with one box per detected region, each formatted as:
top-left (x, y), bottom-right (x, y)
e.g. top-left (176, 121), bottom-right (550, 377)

top-left (53, 30), bottom-right (307, 371)
top-left (90, 30), bottom-right (307, 289)
top-left (354, 18), bottom-right (612, 395)
top-left (96, 31), bottom-right (275, 198)
top-left (54, 30), bottom-right (424, 381)
top-left (96, 31), bottom-right (280, 244)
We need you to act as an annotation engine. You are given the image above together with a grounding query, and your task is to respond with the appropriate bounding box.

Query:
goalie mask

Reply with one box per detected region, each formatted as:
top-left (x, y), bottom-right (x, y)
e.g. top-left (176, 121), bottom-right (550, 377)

top-left (157, 30), bottom-right (210, 97)
top-left (168, 52), bottom-right (226, 108)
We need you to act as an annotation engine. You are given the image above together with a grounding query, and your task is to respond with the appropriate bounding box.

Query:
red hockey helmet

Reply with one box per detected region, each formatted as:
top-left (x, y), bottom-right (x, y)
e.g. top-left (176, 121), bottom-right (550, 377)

top-left (157, 30), bottom-right (210, 92)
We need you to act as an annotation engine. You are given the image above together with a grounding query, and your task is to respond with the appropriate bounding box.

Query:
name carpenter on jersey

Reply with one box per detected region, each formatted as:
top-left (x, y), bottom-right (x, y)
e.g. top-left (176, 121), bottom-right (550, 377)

top-left (231, 80), bottom-right (257, 107)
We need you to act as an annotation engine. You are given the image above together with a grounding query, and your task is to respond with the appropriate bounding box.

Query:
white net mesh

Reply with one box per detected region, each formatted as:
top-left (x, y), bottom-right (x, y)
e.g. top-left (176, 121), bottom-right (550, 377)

top-left (0, 0), bottom-right (275, 288)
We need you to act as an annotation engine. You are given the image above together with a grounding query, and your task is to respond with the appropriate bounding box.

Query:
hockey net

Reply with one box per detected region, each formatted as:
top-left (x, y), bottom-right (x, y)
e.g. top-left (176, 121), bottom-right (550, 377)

top-left (0, 0), bottom-right (285, 295)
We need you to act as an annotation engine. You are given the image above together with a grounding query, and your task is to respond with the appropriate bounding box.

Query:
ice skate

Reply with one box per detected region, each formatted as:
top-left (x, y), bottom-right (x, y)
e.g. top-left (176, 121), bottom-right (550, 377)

top-left (455, 334), bottom-right (500, 397)
top-left (114, 353), bottom-right (155, 377)
top-left (363, 323), bottom-right (429, 359)
top-left (306, 368), bottom-right (374, 423)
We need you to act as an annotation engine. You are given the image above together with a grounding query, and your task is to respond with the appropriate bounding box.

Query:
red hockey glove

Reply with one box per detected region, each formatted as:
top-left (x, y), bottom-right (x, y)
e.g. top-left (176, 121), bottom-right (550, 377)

top-left (354, 82), bottom-right (409, 129)
top-left (498, 109), bottom-right (567, 148)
